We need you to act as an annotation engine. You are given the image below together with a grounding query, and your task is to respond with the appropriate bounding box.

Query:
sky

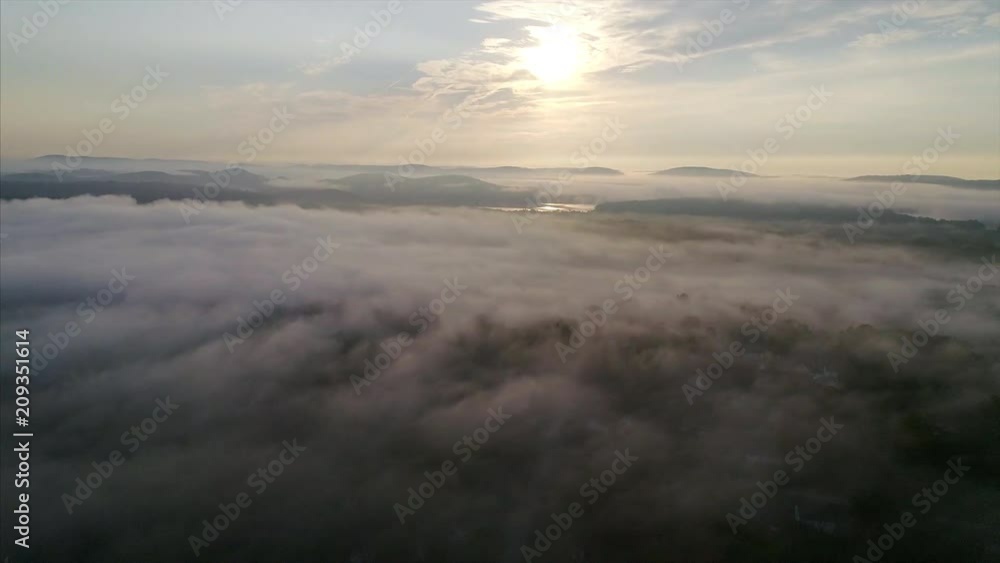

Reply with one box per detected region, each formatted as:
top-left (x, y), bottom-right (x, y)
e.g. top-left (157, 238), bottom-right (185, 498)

top-left (1, 0), bottom-right (999, 177)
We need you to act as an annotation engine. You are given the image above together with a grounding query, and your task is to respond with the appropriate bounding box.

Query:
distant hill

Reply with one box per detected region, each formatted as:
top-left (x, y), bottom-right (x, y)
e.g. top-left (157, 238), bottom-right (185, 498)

top-left (845, 175), bottom-right (999, 190)
top-left (327, 173), bottom-right (499, 195)
top-left (26, 155), bottom-right (224, 174)
top-left (7, 156), bottom-right (624, 178)
top-left (0, 177), bottom-right (359, 208)
top-left (0, 171), bottom-right (539, 210)
top-left (303, 163), bottom-right (438, 176)
top-left (651, 166), bottom-right (759, 178)
top-left (322, 173), bottom-right (535, 206)
top-left (312, 165), bottom-right (623, 177)
top-left (468, 166), bottom-right (623, 176)
top-left (3, 168), bottom-right (271, 190)
top-left (594, 197), bottom-right (986, 229)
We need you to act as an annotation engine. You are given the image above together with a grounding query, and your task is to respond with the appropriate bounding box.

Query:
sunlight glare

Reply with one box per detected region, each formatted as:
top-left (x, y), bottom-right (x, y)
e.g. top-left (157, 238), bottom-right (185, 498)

top-left (522, 24), bottom-right (584, 85)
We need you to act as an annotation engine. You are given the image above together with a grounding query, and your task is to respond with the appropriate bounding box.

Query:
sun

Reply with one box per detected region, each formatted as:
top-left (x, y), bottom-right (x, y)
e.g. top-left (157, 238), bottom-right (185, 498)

top-left (522, 24), bottom-right (583, 85)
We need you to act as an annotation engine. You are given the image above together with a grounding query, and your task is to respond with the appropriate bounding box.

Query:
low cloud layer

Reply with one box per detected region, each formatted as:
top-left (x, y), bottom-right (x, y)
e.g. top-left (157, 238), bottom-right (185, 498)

top-left (1, 197), bottom-right (998, 562)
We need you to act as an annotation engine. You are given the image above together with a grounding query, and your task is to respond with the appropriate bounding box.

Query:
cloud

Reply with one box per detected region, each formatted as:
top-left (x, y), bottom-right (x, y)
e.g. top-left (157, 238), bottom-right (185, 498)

top-left (298, 53), bottom-right (352, 76)
top-left (1, 196), bottom-right (997, 561)
top-left (850, 28), bottom-right (927, 49)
